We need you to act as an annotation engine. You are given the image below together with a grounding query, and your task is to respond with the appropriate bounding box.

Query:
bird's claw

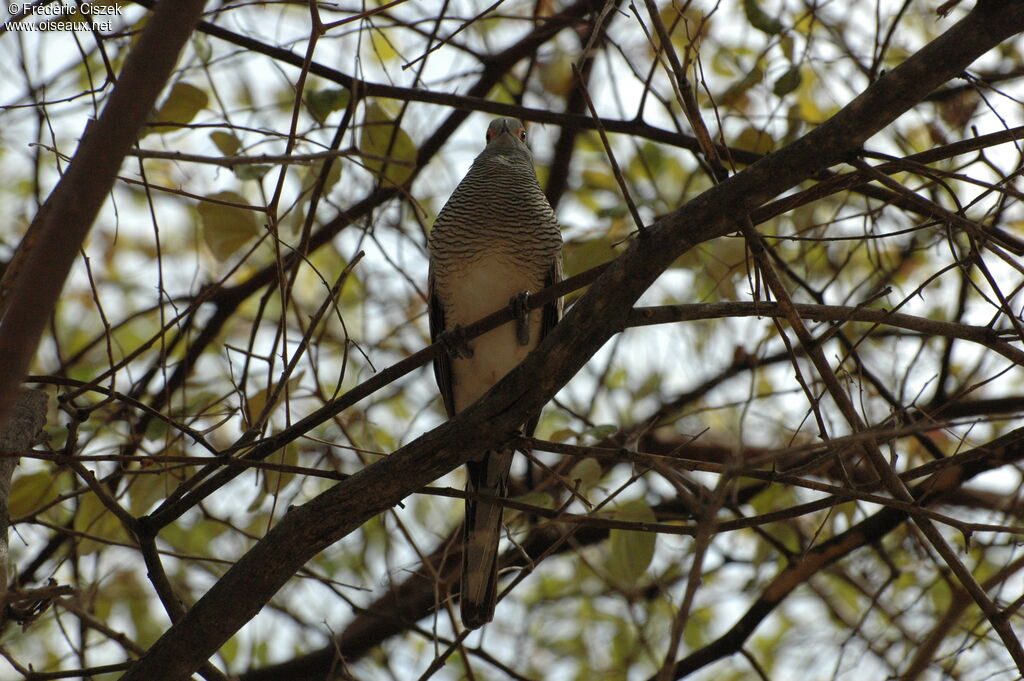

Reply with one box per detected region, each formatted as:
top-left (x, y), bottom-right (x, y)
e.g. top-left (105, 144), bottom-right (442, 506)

top-left (510, 291), bottom-right (531, 346)
top-left (440, 324), bottom-right (474, 359)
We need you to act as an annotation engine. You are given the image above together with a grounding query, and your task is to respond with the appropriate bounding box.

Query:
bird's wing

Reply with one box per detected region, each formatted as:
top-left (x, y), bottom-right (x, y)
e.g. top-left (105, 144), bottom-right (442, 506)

top-left (428, 262), bottom-right (456, 418)
top-left (543, 255), bottom-right (564, 336)
top-left (524, 256), bottom-right (563, 438)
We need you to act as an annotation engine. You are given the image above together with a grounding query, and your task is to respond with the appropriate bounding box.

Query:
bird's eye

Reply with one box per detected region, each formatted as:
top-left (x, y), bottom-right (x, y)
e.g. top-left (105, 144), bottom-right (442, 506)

top-left (518, 128), bottom-right (527, 141)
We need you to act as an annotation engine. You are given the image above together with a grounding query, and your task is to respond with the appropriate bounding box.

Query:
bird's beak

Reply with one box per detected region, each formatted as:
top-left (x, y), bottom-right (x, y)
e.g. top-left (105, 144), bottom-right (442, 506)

top-left (487, 120), bottom-right (522, 149)
top-left (494, 121), bottom-right (516, 138)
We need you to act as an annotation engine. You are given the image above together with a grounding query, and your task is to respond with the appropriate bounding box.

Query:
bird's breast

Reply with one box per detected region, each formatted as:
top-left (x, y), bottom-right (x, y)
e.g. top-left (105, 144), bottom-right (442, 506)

top-left (435, 253), bottom-right (548, 412)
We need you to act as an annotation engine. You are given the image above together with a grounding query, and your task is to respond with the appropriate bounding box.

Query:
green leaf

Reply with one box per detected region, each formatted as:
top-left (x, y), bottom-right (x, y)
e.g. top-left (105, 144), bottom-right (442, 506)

top-left (233, 164), bottom-right (272, 181)
top-left (743, 0), bottom-right (784, 35)
top-left (606, 499), bottom-right (657, 585)
top-left (307, 88), bottom-right (351, 123)
top-left (585, 424), bottom-right (618, 440)
top-left (580, 169), bottom-right (620, 192)
top-left (772, 66), bottom-right (801, 96)
top-left (510, 491), bottom-right (554, 510)
top-left (307, 158), bottom-right (343, 195)
top-left (359, 101), bottom-right (417, 186)
top-left (145, 82), bottom-right (208, 135)
top-left (503, 492), bottom-right (553, 524)
top-left (197, 191), bottom-right (261, 261)
top-left (721, 64), bottom-right (765, 109)
top-left (193, 33), bottom-right (212, 63)
top-left (683, 606), bottom-right (714, 649)
top-left (486, 72), bottom-right (524, 105)
top-left (161, 516), bottom-right (230, 556)
top-left (221, 634), bottom-right (240, 666)
top-left (210, 131), bottom-right (241, 156)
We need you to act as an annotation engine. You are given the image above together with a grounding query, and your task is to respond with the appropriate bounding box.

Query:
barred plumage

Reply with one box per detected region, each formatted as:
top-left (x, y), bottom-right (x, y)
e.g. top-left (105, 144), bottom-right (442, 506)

top-left (428, 118), bottom-right (563, 629)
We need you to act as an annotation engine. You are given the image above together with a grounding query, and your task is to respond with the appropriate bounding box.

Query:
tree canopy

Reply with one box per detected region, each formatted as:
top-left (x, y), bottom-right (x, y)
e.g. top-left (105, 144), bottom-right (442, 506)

top-left (2, 1), bottom-right (1024, 680)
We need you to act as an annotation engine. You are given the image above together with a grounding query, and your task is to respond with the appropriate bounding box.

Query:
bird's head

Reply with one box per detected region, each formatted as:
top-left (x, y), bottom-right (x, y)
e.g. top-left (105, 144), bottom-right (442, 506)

top-left (484, 117), bottom-right (530, 154)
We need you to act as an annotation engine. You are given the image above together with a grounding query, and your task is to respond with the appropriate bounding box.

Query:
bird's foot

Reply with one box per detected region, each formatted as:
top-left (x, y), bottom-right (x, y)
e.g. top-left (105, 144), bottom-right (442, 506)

top-left (510, 291), bottom-right (531, 346)
top-left (440, 324), bottom-right (474, 359)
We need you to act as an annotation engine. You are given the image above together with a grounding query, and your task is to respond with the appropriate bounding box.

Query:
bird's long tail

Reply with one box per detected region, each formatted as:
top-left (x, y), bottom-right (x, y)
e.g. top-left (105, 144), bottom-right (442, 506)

top-left (461, 449), bottom-right (513, 629)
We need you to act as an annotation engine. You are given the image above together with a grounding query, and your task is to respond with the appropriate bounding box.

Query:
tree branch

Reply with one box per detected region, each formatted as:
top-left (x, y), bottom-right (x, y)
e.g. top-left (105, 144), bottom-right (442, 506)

top-left (0, 0), bottom-right (207, 428)
top-left (119, 2), bottom-right (1024, 679)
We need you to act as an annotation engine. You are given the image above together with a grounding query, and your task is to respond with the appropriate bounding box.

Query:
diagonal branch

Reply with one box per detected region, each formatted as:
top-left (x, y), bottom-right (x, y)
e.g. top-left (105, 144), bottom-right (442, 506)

top-left (740, 216), bottom-right (1024, 670)
top-left (119, 3), bottom-right (1024, 679)
top-left (657, 426), bottom-right (1024, 681)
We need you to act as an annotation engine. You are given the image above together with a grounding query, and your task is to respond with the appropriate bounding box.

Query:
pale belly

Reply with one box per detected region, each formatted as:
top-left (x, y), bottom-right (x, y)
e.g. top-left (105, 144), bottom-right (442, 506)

top-left (439, 254), bottom-right (546, 413)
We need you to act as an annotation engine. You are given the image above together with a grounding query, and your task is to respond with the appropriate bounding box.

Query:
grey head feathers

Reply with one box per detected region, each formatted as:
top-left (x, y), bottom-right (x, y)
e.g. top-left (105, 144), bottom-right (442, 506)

top-left (479, 117), bottom-right (533, 162)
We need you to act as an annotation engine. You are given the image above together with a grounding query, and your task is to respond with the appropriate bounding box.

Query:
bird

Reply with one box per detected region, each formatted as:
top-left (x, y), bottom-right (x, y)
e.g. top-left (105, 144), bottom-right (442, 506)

top-left (428, 117), bottom-right (563, 629)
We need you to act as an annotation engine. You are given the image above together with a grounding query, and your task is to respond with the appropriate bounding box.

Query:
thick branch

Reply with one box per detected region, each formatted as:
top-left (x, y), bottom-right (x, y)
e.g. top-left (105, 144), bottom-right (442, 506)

top-left (119, 3), bottom-right (1024, 679)
top-left (0, 0), bottom-right (206, 428)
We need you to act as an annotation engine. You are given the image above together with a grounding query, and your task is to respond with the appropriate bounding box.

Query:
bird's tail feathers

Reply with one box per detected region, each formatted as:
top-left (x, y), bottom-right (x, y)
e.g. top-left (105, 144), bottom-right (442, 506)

top-left (460, 449), bottom-right (512, 629)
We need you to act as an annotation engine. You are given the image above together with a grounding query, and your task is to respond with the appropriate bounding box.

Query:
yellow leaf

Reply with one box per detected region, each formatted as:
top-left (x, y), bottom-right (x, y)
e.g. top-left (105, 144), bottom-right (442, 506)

top-left (210, 131), bottom-right (241, 156)
top-left (74, 491), bottom-right (127, 555)
top-left (369, 28), bottom-right (398, 63)
top-left (145, 82), bottom-right (208, 135)
top-left (568, 458), bottom-right (603, 489)
top-left (197, 191), bottom-right (261, 261)
top-left (246, 371), bottom-right (305, 427)
top-left (564, 237), bottom-right (618, 278)
top-left (128, 464), bottom-right (182, 516)
top-left (262, 443), bottom-right (300, 496)
top-left (734, 126), bottom-right (775, 154)
top-left (8, 471), bottom-right (61, 517)
top-left (580, 169), bottom-right (619, 192)
top-left (549, 428), bottom-right (578, 443)
top-left (539, 56), bottom-right (574, 97)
